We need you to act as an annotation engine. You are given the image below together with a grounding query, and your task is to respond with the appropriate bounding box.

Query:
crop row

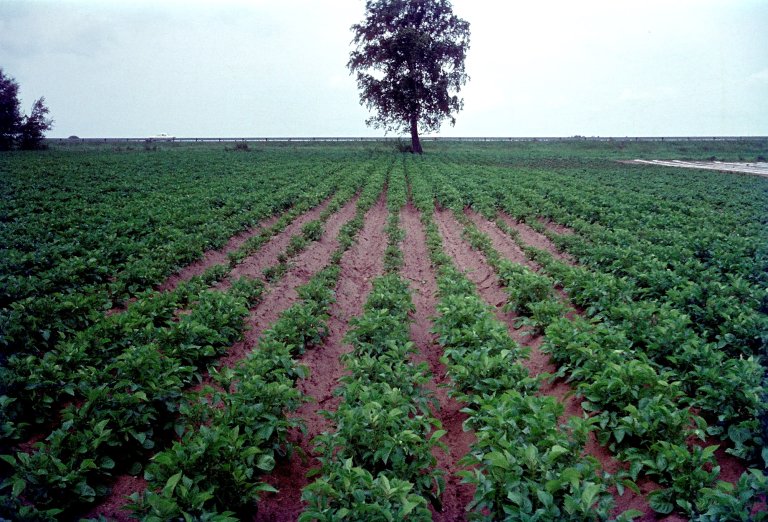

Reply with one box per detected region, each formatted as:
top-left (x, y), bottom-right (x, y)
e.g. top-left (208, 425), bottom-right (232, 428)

top-left (0, 158), bottom-right (385, 519)
top-left (1, 148), bottom-right (376, 357)
top-left (301, 169), bottom-right (445, 520)
top-left (502, 223), bottom-right (765, 461)
top-left (407, 162), bottom-right (642, 521)
top-left (0, 161), bottom-right (369, 450)
top-left (419, 158), bottom-right (767, 462)
top-left (0, 277), bottom-right (262, 519)
top-left (433, 154), bottom-right (767, 359)
top-left (492, 222), bottom-right (768, 518)
top-left (418, 160), bottom-right (768, 518)
top-left (126, 156), bottom-right (390, 520)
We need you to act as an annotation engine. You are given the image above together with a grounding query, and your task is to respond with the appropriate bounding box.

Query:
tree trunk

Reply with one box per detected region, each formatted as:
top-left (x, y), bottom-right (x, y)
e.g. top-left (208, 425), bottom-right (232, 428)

top-left (410, 114), bottom-right (423, 154)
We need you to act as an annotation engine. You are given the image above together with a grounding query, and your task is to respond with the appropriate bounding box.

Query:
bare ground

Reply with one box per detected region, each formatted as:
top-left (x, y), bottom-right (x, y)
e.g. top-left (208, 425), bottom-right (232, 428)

top-left (86, 195), bottom-right (359, 521)
top-left (628, 159), bottom-right (768, 178)
top-left (256, 193), bottom-right (390, 521)
top-left (219, 196), bottom-right (338, 292)
top-left (400, 203), bottom-right (476, 521)
top-left (219, 195), bottom-right (360, 368)
top-left (433, 208), bottom-right (658, 519)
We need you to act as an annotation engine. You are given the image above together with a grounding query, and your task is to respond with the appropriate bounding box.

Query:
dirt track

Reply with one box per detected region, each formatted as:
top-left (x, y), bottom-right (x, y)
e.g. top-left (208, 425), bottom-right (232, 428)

top-left (629, 159), bottom-right (768, 177)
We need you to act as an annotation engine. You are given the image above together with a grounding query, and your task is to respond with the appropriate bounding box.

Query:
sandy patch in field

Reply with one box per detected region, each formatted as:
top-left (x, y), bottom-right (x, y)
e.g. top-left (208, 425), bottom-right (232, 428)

top-left (629, 159), bottom-right (768, 177)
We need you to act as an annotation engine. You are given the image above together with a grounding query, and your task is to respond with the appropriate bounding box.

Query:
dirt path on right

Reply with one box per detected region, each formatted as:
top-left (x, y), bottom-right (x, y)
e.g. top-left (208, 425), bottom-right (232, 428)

top-left (628, 159), bottom-right (768, 178)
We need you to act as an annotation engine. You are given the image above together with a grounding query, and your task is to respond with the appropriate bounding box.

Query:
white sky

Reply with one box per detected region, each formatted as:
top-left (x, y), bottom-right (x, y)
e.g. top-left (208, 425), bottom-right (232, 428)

top-left (1, 0), bottom-right (766, 137)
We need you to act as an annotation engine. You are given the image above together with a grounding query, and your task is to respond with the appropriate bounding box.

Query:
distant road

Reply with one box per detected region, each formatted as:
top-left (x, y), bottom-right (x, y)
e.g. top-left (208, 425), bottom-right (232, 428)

top-left (51, 136), bottom-right (768, 143)
top-left (628, 159), bottom-right (768, 177)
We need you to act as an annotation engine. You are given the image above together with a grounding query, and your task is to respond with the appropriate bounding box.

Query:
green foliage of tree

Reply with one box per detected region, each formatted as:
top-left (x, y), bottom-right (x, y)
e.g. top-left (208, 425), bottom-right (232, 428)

top-left (348, 0), bottom-right (470, 154)
top-left (19, 97), bottom-right (53, 150)
top-left (0, 68), bottom-right (22, 151)
top-left (0, 69), bottom-right (53, 150)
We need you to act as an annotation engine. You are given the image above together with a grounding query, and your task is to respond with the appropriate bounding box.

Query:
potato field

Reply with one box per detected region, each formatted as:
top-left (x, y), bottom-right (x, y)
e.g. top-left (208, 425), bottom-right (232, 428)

top-left (1, 140), bottom-right (767, 521)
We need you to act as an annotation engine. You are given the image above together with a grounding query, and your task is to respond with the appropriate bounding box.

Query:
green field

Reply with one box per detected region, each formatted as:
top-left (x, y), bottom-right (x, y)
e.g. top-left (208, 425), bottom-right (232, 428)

top-left (1, 140), bottom-right (766, 520)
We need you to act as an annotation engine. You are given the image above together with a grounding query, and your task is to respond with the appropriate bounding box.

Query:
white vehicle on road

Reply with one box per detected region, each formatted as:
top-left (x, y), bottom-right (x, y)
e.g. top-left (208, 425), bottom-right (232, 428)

top-left (147, 133), bottom-right (175, 141)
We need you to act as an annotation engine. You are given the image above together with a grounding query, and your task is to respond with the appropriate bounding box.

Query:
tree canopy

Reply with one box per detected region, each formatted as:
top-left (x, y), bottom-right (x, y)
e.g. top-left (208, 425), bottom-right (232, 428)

top-left (19, 97), bottom-right (53, 150)
top-left (0, 68), bottom-right (53, 150)
top-left (348, 0), bottom-right (470, 153)
top-left (0, 68), bottom-right (22, 151)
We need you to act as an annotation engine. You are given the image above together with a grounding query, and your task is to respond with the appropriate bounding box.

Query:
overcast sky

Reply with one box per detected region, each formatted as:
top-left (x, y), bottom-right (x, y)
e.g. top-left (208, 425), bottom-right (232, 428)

top-left (1, 0), bottom-right (766, 138)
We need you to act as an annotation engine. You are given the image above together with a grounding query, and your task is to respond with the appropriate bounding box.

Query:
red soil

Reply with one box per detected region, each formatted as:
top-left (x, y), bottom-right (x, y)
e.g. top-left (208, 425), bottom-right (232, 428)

top-left (433, 208), bottom-right (655, 519)
top-left (498, 213), bottom-right (574, 264)
top-left (536, 216), bottom-right (576, 237)
top-left (401, 203), bottom-right (476, 521)
top-left (157, 212), bottom-right (282, 293)
top-left (85, 196), bottom-right (358, 521)
top-left (219, 196), bottom-right (337, 292)
top-left (496, 209), bottom-right (751, 491)
top-left (220, 194), bottom-right (360, 368)
top-left (256, 194), bottom-right (390, 521)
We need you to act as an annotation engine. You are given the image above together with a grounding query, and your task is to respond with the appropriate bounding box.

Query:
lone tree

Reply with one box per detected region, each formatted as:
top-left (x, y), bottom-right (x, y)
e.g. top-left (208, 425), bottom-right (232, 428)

top-left (0, 68), bottom-right (53, 150)
top-left (348, 0), bottom-right (470, 154)
top-left (19, 97), bottom-right (53, 150)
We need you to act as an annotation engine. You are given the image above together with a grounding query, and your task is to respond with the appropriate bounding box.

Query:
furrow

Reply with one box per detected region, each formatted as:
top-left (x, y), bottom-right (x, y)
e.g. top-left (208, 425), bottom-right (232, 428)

top-left (218, 194), bottom-right (361, 367)
top-left (83, 195), bottom-right (362, 520)
top-left (432, 206), bottom-right (655, 519)
top-left (400, 202), bottom-right (475, 521)
top-left (256, 192), bottom-right (390, 521)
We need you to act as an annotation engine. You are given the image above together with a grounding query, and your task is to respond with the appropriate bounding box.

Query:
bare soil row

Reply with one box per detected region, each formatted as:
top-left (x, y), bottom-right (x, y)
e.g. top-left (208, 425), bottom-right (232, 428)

top-left (86, 194), bottom-right (359, 520)
top-left (256, 194), bottom-right (390, 521)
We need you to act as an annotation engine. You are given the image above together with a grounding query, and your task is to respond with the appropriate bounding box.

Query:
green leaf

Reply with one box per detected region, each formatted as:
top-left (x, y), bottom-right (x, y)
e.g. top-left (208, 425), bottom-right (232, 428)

top-left (430, 429), bottom-right (447, 442)
top-left (401, 499), bottom-right (419, 516)
top-left (676, 498), bottom-right (692, 513)
top-left (545, 479), bottom-right (563, 493)
top-left (702, 445), bottom-right (719, 460)
top-left (0, 455), bottom-right (16, 466)
top-left (163, 471), bottom-right (183, 496)
top-left (537, 489), bottom-right (554, 507)
top-left (581, 483), bottom-right (600, 508)
top-left (12, 478), bottom-right (26, 497)
top-left (485, 451), bottom-right (510, 470)
top-left (621, 479), bottom-right (640, 495)
top-left (257, 454), bottom-right (275, 471)
top-left (615, 509), bottom-right (644, 521)
top-left (547, 444), bottom-right (568, 462)
top-left (648, 490), bottom-right (674, 514)
top-left (253, 483), bottom-right (279, 493)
